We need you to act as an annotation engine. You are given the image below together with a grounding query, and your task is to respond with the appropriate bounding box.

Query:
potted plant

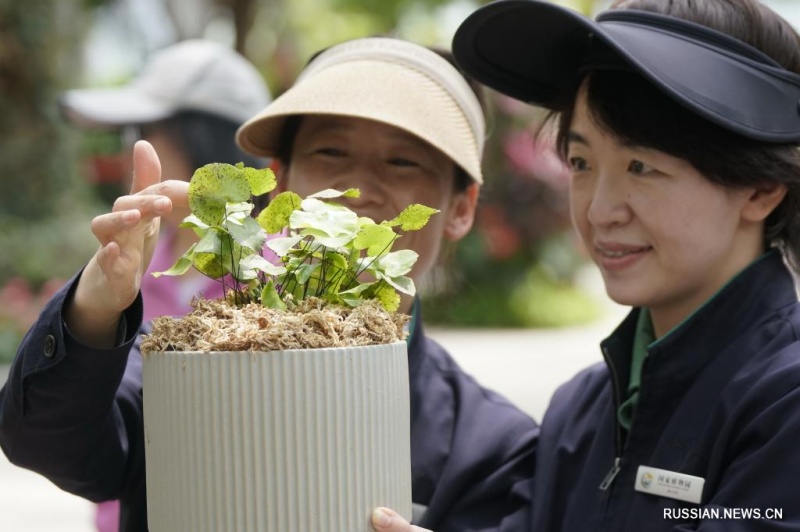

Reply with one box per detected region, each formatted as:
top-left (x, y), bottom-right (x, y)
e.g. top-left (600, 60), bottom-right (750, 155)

top-left (139, 162), bottom-right (436, 532)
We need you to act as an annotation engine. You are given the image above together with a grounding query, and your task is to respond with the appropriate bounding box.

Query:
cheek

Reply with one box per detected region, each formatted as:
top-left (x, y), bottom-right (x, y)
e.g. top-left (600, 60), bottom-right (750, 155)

top-left (641, 195), bottom-right (711, 242)
top-left (397, 216), bottom-right (448, 279)
top-left (568, 186), bottom-right (592, 229)
top-left (407, 232), bottom-right (443, 279)
top-left (404, 177), bottom-right (449, 206)
top-left (282, 162), bottom-right (329, 197)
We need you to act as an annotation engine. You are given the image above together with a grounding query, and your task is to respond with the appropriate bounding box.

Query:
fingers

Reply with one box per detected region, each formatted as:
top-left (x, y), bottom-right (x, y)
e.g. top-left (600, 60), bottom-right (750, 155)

top-left (129, 141), bottom-right (190, 211)
top-left (92, 197), bottom-right (169, 246)
top-left (94, 241), bottom-right (138, 302)
top-left (124, 180), bottom-right (191, 214)
top-left (372, 508), bottom-right (430, 532)
top-left (130, 140), bottom-right (161, 194)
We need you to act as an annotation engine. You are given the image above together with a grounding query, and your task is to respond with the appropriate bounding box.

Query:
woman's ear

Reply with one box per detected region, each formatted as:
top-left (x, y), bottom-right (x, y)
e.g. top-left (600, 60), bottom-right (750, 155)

top-left (443, 183), bottom-right (479, 241)
top-left (741, 182), bottom-right (787, 223)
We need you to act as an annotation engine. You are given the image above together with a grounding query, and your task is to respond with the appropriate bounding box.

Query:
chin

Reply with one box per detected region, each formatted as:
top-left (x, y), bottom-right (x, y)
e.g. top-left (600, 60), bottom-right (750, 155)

top-left (603, 283), bottom-right (649, 309)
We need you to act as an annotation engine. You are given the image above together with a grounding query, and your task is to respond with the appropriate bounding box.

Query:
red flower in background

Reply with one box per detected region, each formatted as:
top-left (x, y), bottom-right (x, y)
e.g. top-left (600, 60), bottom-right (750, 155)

top-left (0, 277), bottom-right (65, 337)
top-left (478, 205), bottom-right (522, 260)
top-left (503, 129), bottom-right (569, 190)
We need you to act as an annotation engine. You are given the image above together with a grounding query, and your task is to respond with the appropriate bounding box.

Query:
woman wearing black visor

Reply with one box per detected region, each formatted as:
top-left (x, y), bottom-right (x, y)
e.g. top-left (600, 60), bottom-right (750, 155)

top-left (373, 0), bottom-right (800, 530)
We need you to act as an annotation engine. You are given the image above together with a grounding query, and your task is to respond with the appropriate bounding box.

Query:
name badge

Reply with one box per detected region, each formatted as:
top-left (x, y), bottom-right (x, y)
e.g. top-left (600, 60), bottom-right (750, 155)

top-left (634, 465), bottom-right (705, 504)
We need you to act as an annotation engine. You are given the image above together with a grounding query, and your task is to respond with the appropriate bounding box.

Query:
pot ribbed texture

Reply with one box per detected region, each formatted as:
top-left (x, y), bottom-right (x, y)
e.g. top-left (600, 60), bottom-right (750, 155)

top-left (142, 341), bottom-right (411, 532)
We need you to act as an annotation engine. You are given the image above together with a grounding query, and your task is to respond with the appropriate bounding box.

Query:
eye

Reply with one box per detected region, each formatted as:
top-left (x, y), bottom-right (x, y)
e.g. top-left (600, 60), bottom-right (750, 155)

top-left (568, 156), bottom-right (589, 172)
top-left (315, 147), bottom-right (346, 157)
top-left (628, 159), bottom-right (654, 175)
top-left (388, 157), bottom-right (420, 168)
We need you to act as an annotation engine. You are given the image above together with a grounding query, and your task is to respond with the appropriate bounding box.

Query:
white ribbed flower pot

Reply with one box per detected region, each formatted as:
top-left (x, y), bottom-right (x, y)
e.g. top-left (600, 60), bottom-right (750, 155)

top-left (142, 341), bottom-right (411, 532)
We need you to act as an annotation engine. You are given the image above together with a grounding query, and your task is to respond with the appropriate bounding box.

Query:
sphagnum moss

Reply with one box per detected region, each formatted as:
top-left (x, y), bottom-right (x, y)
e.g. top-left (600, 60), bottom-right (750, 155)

top-left (141, 297), bottom-right (409, 354)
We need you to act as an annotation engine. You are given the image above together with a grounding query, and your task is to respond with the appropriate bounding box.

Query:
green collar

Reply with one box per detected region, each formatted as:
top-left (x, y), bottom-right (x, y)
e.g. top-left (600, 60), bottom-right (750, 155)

top-left (617, 308), bottom-right (654, 431)
top-left (615, 252), bottom-right (774, 431)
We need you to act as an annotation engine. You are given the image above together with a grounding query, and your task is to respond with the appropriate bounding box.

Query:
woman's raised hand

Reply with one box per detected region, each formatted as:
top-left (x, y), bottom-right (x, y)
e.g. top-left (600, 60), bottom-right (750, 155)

top-left (65, 141), bottom-right (189, 347)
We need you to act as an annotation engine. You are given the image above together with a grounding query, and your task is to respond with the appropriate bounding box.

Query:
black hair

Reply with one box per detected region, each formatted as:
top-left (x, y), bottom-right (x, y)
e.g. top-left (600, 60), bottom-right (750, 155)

top-left (550, 0), bottom-right (800, 268)
top-left (144, 110), bottom-right (264, 170)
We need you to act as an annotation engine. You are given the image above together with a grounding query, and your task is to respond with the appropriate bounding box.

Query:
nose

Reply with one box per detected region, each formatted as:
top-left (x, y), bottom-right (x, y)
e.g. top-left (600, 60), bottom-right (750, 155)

top-left (585, 173), bottom-right (631, 228)
top-left (332, 160), bottom-right (386, 211)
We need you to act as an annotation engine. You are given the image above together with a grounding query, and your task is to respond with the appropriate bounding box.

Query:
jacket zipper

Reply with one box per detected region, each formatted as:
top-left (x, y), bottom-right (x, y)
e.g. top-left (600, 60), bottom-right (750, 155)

top-left (599, 457), bottom-right (621, 490)
top-left (599, 345), bottom-right (624, 491)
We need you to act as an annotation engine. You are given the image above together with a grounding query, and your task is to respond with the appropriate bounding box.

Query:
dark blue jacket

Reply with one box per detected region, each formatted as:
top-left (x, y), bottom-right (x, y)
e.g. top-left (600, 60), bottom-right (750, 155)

top-left (0, 274), bottom-right (537, 532)
top-left (526, 252), bottom-right (800, 531)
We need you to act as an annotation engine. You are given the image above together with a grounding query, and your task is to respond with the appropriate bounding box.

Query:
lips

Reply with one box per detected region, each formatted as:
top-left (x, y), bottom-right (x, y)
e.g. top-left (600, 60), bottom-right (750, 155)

top-left (595, 242), bottom-right (651, 256)
top-left (594, 242), bottom-right (652, 271)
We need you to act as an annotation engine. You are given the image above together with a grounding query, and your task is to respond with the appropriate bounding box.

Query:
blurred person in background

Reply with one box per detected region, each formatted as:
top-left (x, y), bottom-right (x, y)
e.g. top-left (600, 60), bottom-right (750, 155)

top-left (59, 38), bottom-right (272, 532)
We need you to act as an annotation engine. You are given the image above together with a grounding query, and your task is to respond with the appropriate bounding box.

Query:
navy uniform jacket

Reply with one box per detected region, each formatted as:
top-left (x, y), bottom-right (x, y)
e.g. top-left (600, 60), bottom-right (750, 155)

top-left (525, 252), bottom-right (800, 531)
top-left (0, 274), bottom-right (537, 532)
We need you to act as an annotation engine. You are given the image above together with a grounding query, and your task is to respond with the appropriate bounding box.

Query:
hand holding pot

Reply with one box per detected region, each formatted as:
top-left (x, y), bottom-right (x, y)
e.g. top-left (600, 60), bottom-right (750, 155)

top-left (372, 507), bottom-right (431, 532)
top-left (65, 140), bottom-right (189, 347)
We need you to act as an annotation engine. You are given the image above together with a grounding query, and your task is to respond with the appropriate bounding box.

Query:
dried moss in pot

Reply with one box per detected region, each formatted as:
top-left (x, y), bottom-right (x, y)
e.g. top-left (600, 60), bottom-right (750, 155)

top-left (141, 297), bottom-right (409, 353)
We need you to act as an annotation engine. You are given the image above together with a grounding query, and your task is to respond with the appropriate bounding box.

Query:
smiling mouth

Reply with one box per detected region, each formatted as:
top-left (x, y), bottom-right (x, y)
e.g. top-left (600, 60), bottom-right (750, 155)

top-left (595, 244), bottom-right (654, 259)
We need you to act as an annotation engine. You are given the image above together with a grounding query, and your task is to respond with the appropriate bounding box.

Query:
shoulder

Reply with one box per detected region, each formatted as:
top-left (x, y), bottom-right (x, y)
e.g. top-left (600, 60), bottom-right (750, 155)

top-left (541, 361), bottom-right (610, 434)
top-left (552, 361), bottom-right (609, 403)
top-left (724, 301), bottom-right (800, 399)
top-left (418, 334), bottom-right (537, 426)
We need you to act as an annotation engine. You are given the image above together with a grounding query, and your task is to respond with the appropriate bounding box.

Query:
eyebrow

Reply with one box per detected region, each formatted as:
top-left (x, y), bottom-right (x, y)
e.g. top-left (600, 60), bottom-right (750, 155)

top-left (566, 131), bottom-right (588, 146)
top-left (567, 129), bottom-right (644, 151)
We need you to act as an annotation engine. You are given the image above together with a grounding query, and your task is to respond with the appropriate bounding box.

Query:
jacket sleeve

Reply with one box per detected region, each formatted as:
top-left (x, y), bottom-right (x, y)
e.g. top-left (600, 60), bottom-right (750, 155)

top-left (674, 357), bottom-right (800, 531)
top-left (412, 336), bottom-right (538, 532)
top-left (425, 387), bottom-right (537, 532)
top-left (0, 271), bottom-right (146, 503)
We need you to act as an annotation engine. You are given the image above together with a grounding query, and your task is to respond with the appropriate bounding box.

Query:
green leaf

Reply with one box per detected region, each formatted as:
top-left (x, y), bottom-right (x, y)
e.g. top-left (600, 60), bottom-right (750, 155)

top-left (223, 202), bottom-right (254, 228)
top-left (290, 262), bottom-right (317, 285)
top-left (194, 229), bottom-right (223, 254)
top-left (319, 252), bottom-right (349, 294)
top-left (227, 216), bottom-right (267, 251)
top-left (373, 282), bottom-right (401, 312)
top-left (380, 274), bottom-right (415, 296)
top-left (238, 253), bottom-right (286, 281)
top-left (307, 188), bottom-right (360, 200)
top-left (266, 234), bottom-right (304, 257)
top-left (339, 282), bottom-right (373, 307)
top-left (179, 214), bottom-right (209, 230)
top-left (178, 215), bottom-right (211, 239)
top-left (225, 201), bottom-right (254, 216)
top-left (322, 251), bottom-right (348, 273)
top-left (192, 231), bottom-right (240, 279)
top-left (342, 188), bottom-right (360, 198)
top-left (376, 249), bottom-right (418, 277)
top-left (353, 223), bottom-right (397, 256)
top-left (385, 204), bottom-right (440, 231)
top-left (241, 166), bottom-right (277, 196)
top-left (188, 163), bottom-right (251, 225)
top-left (290, 199), bottom-right (358, 248)
top-left (256, 191), bottom-right (302, 234)
top-left (152, 244), bottom-right (196, 278)
top-left (193, 252), bottom-right (226, 279)
top-left (297, 227), bottom-right (356, 249)
top-left (261, 279), bottom-right (285, 310)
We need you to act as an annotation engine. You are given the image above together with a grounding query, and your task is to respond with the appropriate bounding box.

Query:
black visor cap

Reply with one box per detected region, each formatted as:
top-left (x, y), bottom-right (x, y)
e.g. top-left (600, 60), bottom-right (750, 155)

top-left (453, 0), bottom-right (800, 143)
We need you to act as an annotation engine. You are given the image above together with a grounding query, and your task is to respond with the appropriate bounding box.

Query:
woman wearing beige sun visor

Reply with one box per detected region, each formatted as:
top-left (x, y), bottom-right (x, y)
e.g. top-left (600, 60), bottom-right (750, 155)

top-left (0, 37), bottom-right (537, 532)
